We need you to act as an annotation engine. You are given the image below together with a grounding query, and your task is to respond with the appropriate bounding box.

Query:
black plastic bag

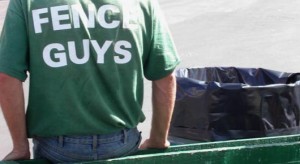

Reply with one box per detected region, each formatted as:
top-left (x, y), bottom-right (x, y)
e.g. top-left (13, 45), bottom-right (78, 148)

top-left (169, 67), bottom-right (300, 142)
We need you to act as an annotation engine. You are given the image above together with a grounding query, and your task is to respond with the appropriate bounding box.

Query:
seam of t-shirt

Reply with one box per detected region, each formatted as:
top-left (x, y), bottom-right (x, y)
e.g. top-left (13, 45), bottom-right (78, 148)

top-left (0, 65), bottom-right (27, 81)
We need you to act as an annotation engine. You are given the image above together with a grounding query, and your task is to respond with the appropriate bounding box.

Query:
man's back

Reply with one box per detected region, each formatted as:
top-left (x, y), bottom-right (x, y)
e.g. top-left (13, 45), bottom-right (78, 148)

top-left (0, 0), bottom-right (180, 162)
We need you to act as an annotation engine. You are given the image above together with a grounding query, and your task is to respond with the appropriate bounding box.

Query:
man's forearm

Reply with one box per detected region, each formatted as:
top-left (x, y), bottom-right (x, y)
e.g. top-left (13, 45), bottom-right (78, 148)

top-left (0, 73), bottom-right (29, 160)
top-left (149, 73), bottom-right (176, 147)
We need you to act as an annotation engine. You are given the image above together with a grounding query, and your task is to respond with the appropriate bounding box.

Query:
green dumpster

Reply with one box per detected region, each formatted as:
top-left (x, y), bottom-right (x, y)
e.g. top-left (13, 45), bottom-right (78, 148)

top-left (5, 134), bottom-right (300, 164)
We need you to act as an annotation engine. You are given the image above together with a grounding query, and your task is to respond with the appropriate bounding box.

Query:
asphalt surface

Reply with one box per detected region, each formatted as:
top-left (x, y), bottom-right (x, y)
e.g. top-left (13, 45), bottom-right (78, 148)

top-left (1, 0), bottom-right (300, 159)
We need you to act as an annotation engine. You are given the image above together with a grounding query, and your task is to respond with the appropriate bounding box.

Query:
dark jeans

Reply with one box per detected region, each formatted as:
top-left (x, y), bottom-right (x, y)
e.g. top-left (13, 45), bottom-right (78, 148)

top-left (33, 128), bottom-right (141, 163)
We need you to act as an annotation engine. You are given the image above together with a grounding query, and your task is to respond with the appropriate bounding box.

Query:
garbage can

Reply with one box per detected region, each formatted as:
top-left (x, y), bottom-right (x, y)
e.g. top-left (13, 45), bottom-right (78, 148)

top-left (169, 67), bottom-right (300, 144)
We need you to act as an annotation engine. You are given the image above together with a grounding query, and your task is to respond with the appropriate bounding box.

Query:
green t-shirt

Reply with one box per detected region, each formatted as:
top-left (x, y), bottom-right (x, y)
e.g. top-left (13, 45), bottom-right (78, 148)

top-left (0, 0), bottom-right (180, 137)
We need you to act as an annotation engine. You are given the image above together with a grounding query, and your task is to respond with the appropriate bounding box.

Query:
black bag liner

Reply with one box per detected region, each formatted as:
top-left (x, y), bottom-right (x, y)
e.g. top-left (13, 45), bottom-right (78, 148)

top-left (169, 67), bottom-right (300, 142)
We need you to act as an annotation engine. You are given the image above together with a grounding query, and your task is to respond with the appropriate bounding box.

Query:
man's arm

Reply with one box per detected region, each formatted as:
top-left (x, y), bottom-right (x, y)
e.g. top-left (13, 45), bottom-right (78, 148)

top-left (140, 72), bottom-right (176, 149)
top-left (0, 73), bottom-right (30, 160)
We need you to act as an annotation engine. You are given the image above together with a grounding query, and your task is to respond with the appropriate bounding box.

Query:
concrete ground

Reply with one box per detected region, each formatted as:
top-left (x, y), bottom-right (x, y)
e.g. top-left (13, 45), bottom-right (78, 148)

top-left (1, 0), bottom-right (300, 159)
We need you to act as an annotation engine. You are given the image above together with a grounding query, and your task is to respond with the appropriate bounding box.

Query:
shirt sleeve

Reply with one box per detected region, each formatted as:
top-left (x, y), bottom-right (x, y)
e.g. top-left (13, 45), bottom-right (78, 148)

top-left (0, 0), bottom-right (28, 81)
top-left (143, 0), bottom-right (180, 81)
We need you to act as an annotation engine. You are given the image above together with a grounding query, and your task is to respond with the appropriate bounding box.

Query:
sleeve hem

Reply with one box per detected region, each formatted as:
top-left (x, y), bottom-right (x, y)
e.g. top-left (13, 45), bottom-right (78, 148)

top-left (0, 66), bottom-right (27, 82)
top-left (145, 60), bottom-right (180, 81)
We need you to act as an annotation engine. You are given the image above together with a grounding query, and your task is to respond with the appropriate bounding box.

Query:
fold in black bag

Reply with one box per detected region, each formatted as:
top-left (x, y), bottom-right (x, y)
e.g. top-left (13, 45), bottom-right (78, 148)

top-left (169, 67), bottom-right (300, 142)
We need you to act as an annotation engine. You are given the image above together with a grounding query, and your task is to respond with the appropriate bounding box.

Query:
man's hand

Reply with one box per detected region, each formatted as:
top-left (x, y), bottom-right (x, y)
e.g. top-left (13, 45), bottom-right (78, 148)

top-left (3, 145), bottom-right (30, 161)
top-left (139, 138), bottom-right (170, 150)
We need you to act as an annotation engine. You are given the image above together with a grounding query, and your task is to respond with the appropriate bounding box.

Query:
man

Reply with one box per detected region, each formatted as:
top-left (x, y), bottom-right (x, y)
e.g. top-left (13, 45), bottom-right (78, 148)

top-left (0, 0), bottom-right (180, 163)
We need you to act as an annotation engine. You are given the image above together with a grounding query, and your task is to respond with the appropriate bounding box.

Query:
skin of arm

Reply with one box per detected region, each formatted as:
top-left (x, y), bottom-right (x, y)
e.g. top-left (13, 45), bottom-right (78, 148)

top-left (140, 72), bottom-right (176, 149)
top-left (0, 73), bottom-right (30, 160)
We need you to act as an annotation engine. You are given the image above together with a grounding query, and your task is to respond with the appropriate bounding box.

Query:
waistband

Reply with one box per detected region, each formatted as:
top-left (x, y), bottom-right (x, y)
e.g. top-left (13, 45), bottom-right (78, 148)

top-left (35, 128), bottom-right (138, 145)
